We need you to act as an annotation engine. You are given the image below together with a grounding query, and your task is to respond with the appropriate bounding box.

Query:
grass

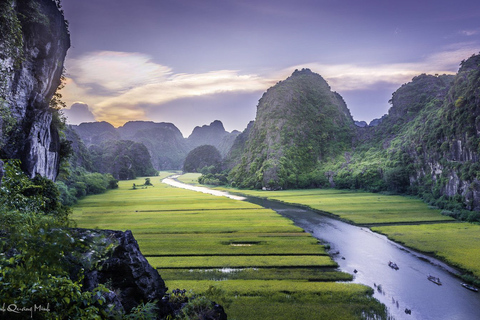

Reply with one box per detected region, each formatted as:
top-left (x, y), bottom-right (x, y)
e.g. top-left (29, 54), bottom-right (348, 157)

top-left (168, 280), bottom-right (383, 320)
top-left (158, 268), bottom-right (353, 281)
top-left (215, 187), bottom-right (454, 225)
top-left (135, 232), bottom-right (326, 255)
top-left (372, 223), bottom-right (480, 278)
top-left (148, 255), bottom-right (337, 269)
top-left (71, 173), bottom-right (388, 319)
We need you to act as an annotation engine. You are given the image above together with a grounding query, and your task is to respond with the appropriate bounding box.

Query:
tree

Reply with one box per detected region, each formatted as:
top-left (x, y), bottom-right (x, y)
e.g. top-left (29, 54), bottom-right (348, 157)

top-left (183, 145), bottom-right (222, 173)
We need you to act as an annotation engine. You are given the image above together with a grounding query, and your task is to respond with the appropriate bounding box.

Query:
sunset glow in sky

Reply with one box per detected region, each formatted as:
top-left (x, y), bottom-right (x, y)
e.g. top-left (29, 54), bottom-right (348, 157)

top-left (61, 0), bottom-right (480, 136)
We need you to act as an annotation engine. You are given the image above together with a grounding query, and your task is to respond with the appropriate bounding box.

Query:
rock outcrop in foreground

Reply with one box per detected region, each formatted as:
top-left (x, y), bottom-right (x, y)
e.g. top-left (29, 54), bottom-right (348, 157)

top-left (76, 229), bottom-right (169, 315)
top-left (75, 228), bottom-right (228, 319)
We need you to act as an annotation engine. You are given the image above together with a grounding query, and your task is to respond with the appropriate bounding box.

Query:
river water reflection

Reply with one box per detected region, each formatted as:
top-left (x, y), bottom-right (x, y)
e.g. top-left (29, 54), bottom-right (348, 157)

top-left (163, 178), bottom-right (480, 320)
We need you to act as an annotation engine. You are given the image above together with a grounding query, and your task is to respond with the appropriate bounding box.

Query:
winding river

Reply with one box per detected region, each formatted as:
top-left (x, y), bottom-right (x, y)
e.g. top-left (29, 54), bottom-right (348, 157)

top-left (163, 177), bottom-right (480, 320)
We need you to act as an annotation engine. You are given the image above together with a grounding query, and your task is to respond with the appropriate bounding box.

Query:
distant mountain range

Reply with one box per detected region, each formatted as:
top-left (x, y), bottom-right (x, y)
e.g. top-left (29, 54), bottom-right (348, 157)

top-left (70, 119), bottom-right (240, 170)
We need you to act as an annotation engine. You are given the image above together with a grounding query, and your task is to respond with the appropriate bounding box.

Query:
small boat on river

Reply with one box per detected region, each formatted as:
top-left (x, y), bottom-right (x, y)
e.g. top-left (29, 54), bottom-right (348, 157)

top-left (428, 275), bottom-right (442, 285)
top-left (388, 261), bottom-right (399, 270)
top-left (461, 283), bottom-right (478, 292)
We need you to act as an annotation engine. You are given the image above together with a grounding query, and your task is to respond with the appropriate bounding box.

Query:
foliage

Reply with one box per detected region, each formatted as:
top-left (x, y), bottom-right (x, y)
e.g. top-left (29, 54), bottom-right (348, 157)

top-left (57, 166), bottom-right (118, 206)
top-left (0, 0), bottom-right (24, 66)
top-left (0, 97), bottom-right (17, 149)
top-left (198, 172), bottom-right (228, 186)
top-left (0, 160), bottom-right (121, 319)
top-left (89, 140), bottom-right (158, 180)
top-left (0, 0), bottom-right (22, 149)
top-left (0, 159), bottom-right (70, 221)
top-left (124, 301), bottom-right (159, 320)
top-left (183, 145), bottom-right (222, 173)
top-left (173, 294), bottom-right (221, 320)
top-left (56, 126), bottom-right (120, 206)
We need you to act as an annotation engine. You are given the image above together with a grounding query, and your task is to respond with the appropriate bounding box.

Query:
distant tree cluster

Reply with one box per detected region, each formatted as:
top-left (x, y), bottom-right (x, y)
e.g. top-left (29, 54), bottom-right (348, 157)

top-left (183, 145), bottom-right (222, 173)
top-left (89, 140), bottom-right (158, 180)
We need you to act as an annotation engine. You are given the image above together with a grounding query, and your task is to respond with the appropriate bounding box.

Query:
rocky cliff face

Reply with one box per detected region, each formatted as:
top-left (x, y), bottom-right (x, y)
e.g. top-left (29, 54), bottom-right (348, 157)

top-left (409, 59), bottom-right (480, 211)
top-left (230, 69), bottom-right (356, 189)
top-left (72, 121), bottom-right (120, 146)
top-left (118, 121), bottom-right (189, 170)
top-left (187, 120), bottom-right (240, 157)
top-left (0, 0), bottom-right (70, 181)
top-left (75, 228), bottom-right (228, 319)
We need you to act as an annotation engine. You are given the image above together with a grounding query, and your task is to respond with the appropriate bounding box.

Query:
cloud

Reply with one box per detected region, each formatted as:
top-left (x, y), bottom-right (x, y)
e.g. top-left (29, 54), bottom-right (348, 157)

top-left (460, 29), bottom-right (479, 36)
top-left (276, 45), bottom-right (480, 92)
top-left (64, 51), bottom-right (273, 126)
top-left (62, 102), bottom-right (96, 125)
top-left (67, 51), bottom-right (172, 93)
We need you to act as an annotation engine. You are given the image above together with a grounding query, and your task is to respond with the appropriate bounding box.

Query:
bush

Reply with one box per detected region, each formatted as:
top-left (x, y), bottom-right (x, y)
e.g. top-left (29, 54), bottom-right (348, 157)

top-left (198, 173), bottom-right (228, 186)
top-left (1, 160), bottom-right (69, 220)
top-left (56, 167), bottom-right (118, 206)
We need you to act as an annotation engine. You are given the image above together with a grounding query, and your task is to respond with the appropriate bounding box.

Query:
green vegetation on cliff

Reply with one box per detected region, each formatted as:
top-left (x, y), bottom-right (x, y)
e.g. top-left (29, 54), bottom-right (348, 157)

top-left (230, 69), bottom-right (355, 189)
top-left (89, 139), bottom-right (158, 179)
top-left (319, 55), bottom-right (480, 218)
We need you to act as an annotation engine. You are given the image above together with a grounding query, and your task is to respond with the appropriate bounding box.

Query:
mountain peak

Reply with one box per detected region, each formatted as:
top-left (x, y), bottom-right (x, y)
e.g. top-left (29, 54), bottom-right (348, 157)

top-left (291, 68), bottom-right (314, 76)
top-left (210, 120), bottom-right (225, 130)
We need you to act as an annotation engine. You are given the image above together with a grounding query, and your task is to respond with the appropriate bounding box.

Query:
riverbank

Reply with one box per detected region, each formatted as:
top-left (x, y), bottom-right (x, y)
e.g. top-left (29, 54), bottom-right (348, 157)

top-left (194, 176), bottom-right (480, 285)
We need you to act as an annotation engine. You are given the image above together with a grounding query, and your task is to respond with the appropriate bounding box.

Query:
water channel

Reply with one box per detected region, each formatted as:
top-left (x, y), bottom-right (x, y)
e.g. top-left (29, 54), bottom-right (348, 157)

top-left (163, 177), bottom-right (480, 320)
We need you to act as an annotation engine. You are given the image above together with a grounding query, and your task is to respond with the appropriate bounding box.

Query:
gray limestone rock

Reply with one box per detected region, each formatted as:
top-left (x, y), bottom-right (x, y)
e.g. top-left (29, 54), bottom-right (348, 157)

top-left (0, 0), bottom-right (70, 180)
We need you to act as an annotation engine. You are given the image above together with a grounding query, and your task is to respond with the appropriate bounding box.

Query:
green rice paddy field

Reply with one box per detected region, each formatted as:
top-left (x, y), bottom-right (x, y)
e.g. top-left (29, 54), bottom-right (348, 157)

top-left (72, 173), bottom-right (387, 320)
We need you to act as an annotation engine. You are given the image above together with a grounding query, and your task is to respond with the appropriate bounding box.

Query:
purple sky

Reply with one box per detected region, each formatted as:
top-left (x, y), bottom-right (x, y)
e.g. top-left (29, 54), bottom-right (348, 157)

top-left (60, 0), bottom-right (480, 136)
